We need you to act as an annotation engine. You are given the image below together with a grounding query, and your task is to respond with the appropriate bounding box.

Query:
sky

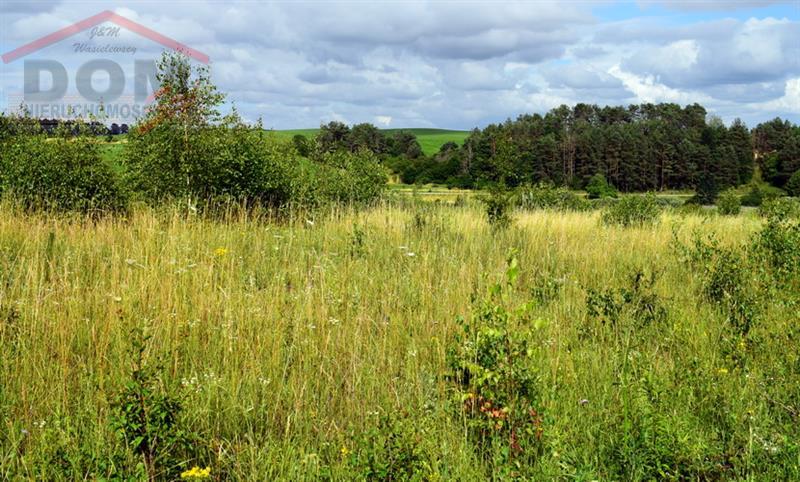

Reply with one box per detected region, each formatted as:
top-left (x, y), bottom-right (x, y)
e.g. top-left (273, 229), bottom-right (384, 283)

top-left (1, 0), bottom-right (798, 130)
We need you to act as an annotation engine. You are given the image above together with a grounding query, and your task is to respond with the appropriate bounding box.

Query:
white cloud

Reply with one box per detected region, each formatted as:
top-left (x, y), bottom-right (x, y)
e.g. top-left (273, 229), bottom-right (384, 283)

top-left (756, 77), bottom-right (800, 114)
top-left (0, 0), bottom-right (798, 128)
top-left (607, 64), bottom-right (713, 104)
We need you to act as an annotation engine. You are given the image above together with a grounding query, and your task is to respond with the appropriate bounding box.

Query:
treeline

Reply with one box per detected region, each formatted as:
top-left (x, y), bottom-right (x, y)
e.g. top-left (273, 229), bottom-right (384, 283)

top-left (0, 53), bottom-right (387, 214)
top-left (390, 104), bottom-right (799, 195)
top-left (290, 122), bottom-right (425, 160)
top-left (35, 119), bottom-right (130, 136)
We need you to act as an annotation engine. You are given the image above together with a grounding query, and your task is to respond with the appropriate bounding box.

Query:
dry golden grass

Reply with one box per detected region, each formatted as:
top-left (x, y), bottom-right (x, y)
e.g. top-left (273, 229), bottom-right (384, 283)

top-left (3, 202), bottom-right (796, 480)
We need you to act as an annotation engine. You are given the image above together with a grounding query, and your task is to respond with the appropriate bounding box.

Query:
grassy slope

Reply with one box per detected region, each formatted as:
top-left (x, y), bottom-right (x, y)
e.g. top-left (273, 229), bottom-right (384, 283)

top-left (1, 202), bottom-right (797, 479)
top-left (270, 127), bottom-right (470, 156)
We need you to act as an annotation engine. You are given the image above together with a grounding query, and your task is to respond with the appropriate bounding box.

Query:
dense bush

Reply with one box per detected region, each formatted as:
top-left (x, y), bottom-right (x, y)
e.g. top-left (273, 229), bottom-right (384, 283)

top-left (346, 413), bottom-right (437, 481)
top-left (601, 194), bottom-right (661, 227)
top-left (296, 149), bottom-right (387, 206)
top-left (585, 269), bottom-right (667, 328)
top-left (740, 183), bottom-right (764, 207)
top-left (585, 173), bottom-right (618, 199)
top-left (0, 123), bottom-right (126, 213)
top-left (752, 215), bottom-right (800, 282)
top-left (124, 53), bottom-right (385, 209)
top-left (759, 197), bottom-right (800, 219)
top-left (716, 189), bottom-right (742, 215)
top-left (125, 117), bottom-right (296, 206)
top-left (516, 183), bottom-right (590, 211)
top-left (786, 170), bottom-right (800, 197)
top-left (480, 185), bottom-right (514, 230)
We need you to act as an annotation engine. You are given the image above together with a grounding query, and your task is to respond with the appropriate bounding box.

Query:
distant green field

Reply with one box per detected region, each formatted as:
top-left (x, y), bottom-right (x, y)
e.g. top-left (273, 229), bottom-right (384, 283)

top-left (269, 127), bottom-right (470, 156)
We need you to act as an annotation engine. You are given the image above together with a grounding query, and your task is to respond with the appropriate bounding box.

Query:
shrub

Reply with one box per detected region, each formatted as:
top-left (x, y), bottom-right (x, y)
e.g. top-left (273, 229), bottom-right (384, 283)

top-left (752, 216), bottom-right (800, 282)
top-left (585, 269), bottom-right (667, 328)
top-left (292, 134), bottom-right (312, 157)
top-left (759, 198), bottom-right (800, 219)
top-left (293, 149), bottom-right (387, 207)
top-left (125, 52), bottom-right (385, 209)
top-left (676, 235), bottom-right (758, 336)
top-left (740, 184), bottom-right (764, 207)
top-left (110, 328), bottom-right (196, 481)
top-left (786, 170), bottom-right (800, 197)
top-left (125, 107), bottom-right (298, 207)
top-left (345, 413), bottom-right (436, 481)
top-left (601, 194), bottom-right (661, 227)
top-left (316, 149), bottom-right (387, 204)
top-left (516, 183), bottom-right (590, 211)
top-left (0, 124), bottom-right (127, 213)
top-left (716, 189), bottom-right (741, 215)
top-left (585, 173), bottom-right (618, 199)
top-left (446, 252), bottom-right (543, 476)
top-left (481, 184), bottom-right (513, 230)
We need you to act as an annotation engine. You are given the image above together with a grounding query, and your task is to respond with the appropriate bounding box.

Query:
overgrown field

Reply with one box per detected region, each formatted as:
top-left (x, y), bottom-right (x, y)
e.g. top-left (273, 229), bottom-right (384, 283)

top-left (1, 201), bottom-right (798, 480)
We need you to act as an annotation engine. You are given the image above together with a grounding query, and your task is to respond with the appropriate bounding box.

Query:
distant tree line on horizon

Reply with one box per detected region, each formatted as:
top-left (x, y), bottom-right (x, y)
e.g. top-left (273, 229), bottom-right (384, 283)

top-left (312, 104), bottom-right (798, 195)
top-left (28, 119), bottom-right (130, 136)
top-left (292, 121), bottom-right (425, 160)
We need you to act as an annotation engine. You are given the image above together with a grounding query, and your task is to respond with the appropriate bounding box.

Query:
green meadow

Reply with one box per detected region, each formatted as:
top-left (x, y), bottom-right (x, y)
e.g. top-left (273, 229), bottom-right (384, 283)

top-left (1, 200), bottom-right (798, 480)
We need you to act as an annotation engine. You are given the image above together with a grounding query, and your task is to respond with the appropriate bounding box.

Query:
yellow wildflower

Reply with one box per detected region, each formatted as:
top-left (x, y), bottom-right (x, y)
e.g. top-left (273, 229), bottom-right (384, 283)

top-left (181, 466), bottom-right (211, 479)
top-left (213, 247), bottom-right (228, 257)
top-left (717, 368), bottom-right (728, 375)
top-left (340, 446), bottom-right (351, 457)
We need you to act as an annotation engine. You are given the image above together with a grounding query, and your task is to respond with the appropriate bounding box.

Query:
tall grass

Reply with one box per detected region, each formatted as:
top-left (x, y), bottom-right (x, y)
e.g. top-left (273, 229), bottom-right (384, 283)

top-left (0, 202), bottom-right (797, 480)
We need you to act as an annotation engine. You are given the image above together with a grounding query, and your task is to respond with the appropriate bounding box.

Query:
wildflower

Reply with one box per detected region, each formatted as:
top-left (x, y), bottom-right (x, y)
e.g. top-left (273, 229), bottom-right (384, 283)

top-left (340, 446), bottom-right (350, 457)
top-left (214, 247), bottom-right (228, 257)
top-left (181, 466), bottom-right (211, 479)
top-left (717, 367), bottom-right (729, 375)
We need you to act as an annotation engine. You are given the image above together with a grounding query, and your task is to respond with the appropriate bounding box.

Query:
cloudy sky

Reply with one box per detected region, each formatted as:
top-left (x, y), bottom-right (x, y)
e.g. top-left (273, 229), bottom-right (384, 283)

top-left (1, 0), bottom-right (798, 129)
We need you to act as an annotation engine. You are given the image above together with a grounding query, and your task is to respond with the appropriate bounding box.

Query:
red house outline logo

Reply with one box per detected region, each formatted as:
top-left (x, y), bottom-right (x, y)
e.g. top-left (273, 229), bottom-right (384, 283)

top-left (2, 10), bottom-right (209, 64)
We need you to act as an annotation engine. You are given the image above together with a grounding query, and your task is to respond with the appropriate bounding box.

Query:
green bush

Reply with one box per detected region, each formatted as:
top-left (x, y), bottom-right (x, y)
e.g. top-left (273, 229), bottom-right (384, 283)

top-left (716, 189), bottom-right (741, 215)
top-left (446, 252), bottom-right (542, 476)
top-left (110, 328), bottom-right (196, 480)
top-left (0, 126), bottom-right (126, 213)
top-left (786, 170), bottom-right (800, 197)
top-left (124, 52), bottom-right (385, 209)
top-left (516, 183), bottom-right (590, 211)
top-left (585, 270), bottom-right (667, 328)
top-left (740, 184), bottom-right (764, 207)
top-left (292, 150), bottom-right (387, 207)
top-left (759, 198), bottom-right (800, 219)
top-left (585, 173), bottom-right (618, 199)
top-left (601, 194), bottom-right (661, 227)
top-left (125, 118), bottom-right (296, 206)
top-left (346, 413), bottom-right (437, 481)
top-left (480, 185), bottom-right (513, 230)
top-left (752, 216), bottom-right (800, 282)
